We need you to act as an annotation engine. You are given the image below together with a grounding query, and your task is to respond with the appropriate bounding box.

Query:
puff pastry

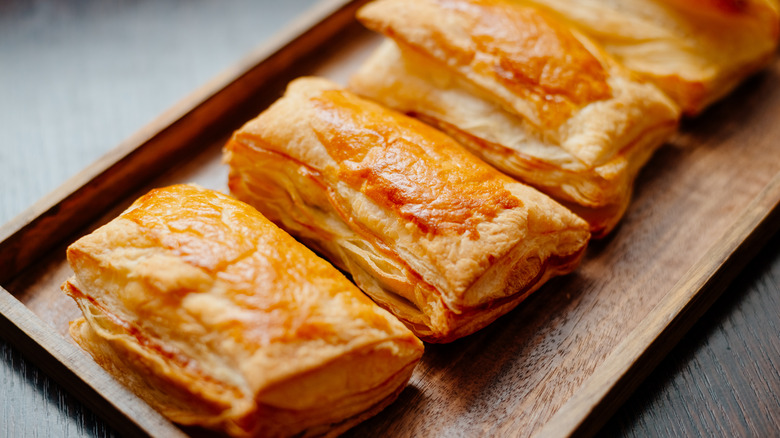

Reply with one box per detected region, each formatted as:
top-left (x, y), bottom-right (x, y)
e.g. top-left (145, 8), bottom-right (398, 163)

top-left (520, 0), bottom-right (780, 115)
top-left (63, 184), bottom-right (423, 438)
top-left (223, 77), bottom-right (590, 343)
top-left (350, 0), bottom-right (681, 237)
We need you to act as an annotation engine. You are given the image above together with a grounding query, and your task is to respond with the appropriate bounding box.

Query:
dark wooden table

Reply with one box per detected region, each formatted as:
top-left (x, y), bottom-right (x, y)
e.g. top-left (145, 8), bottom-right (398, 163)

top-left (1, 1), bottom-right (778, 436)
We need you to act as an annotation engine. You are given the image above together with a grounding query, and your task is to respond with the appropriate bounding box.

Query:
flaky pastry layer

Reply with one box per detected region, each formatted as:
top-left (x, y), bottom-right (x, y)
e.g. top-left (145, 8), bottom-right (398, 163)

top-left (224, 77), bottom-right (590, 342)
top-left (63, 184), bottom-right (423, 437)
top-left (351, 0), bottom-right (680, 237)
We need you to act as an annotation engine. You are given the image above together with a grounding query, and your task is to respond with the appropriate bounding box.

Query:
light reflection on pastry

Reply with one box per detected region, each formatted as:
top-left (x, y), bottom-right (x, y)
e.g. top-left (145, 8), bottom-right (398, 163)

top-left (63, 184), bottom-right (423, 438)
top-left (518, 0), bottom-right (780, 115)
top-left (349, 0), bottom-right (681, 237)
top-left (223, 77), bottom-right (590, 343)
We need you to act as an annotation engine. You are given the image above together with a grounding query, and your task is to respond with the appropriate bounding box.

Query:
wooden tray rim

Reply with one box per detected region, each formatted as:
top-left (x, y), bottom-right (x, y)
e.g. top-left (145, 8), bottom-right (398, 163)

top-left (0, 0), bottom-right (366, 436)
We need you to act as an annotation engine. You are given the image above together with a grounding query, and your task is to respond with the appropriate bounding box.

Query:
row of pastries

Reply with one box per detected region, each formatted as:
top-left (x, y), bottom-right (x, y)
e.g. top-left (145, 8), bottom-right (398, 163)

top-left (61, 0), bottom-right (779, 436)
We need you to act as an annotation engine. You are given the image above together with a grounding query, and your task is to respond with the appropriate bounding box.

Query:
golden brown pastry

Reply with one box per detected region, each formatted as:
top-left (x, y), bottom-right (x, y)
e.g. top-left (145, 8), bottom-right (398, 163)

top-left (519, 0), bottom-right (780, 115)
top-left (223, 77), bottom-right (590, 343)
top-left (350, 0), bottom-right (681, 237)
top-left (63, 184), bottom-right (423, 438)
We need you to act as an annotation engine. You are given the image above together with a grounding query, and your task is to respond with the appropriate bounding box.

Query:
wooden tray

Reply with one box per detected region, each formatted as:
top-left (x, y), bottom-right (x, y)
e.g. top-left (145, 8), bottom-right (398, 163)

top-left (1, 1), bottom-right (779, 436)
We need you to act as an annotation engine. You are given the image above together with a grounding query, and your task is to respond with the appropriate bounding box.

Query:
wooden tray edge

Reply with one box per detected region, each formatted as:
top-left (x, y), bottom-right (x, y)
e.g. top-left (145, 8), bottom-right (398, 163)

top-left (536, 171), bottom-right (780, 438)
top-left (0, 288), bottom-right (186, 437)
top-left (0, 0), bottom-right (365, 436)
top-left (0, 0), bottom-right (366, 285)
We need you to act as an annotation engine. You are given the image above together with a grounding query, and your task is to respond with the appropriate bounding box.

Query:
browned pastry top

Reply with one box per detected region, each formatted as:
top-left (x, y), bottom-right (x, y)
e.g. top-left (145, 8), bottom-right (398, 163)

top-left (358, 0), bottom-right (613, 127)
top-left (312, 88), bottom-right (521, 239)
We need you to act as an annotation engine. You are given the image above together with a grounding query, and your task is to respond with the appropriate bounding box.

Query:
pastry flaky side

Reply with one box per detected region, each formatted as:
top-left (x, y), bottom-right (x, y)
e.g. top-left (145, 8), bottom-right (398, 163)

top-left (520, 0), bottom-right (780, 116)
top-left (350, 0), bottom-right (681, 237)
top-left (223, 77), bottom-right (590, 343)
top-left (62, 184), bottom-right (423, 438)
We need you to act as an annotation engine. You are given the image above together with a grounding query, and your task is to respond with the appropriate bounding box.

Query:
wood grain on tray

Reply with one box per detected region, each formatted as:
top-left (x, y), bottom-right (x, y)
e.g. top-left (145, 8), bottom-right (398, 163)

top-left (1, 0), bottom-right (780, 436)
